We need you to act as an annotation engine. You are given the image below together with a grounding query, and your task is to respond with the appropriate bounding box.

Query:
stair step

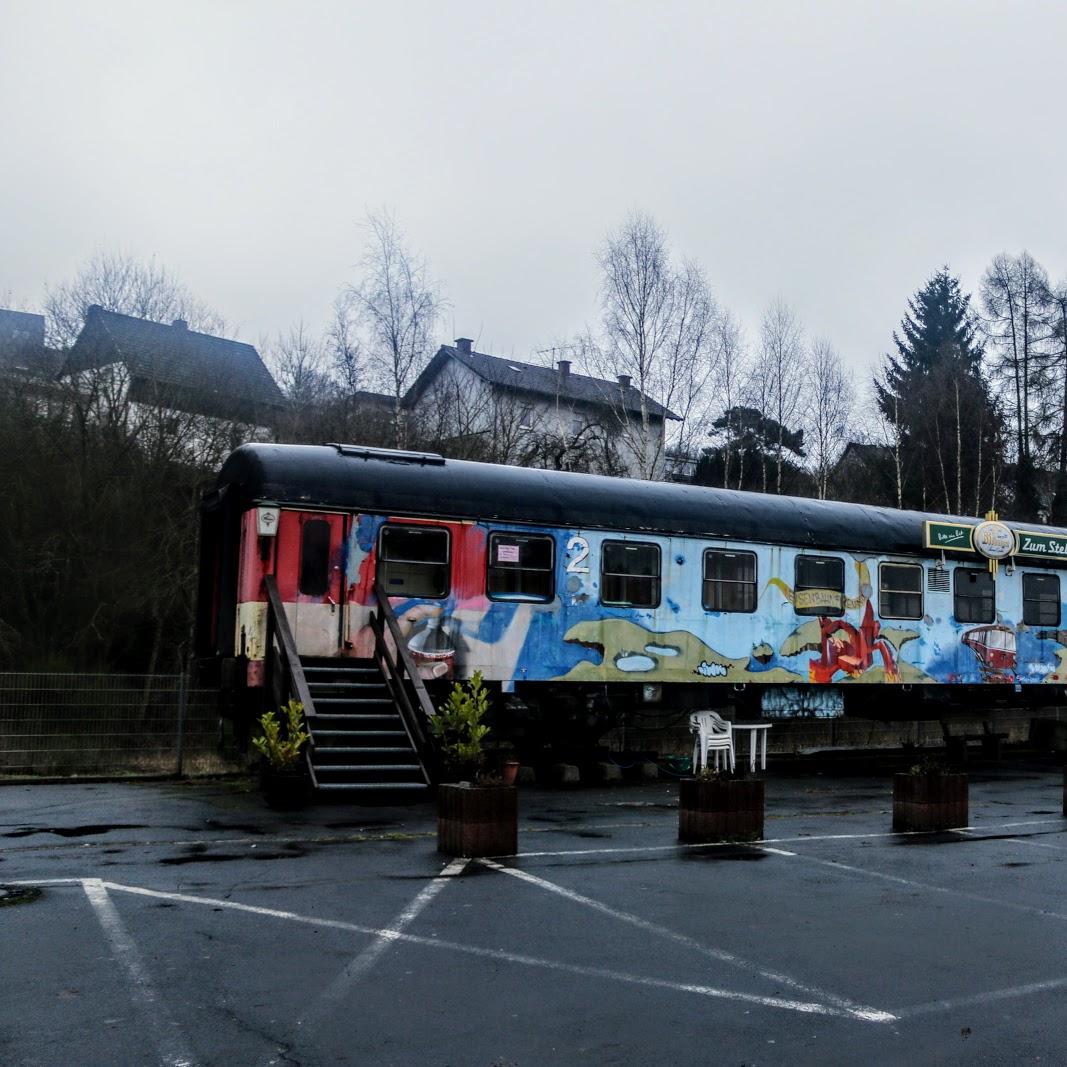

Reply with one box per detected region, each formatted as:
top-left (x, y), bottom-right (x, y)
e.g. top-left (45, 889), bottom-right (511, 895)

top-left (308, 681), bottom-right (387, 688)
top-left (316, 782), bottom-right (429, 791)
top-left (314, 697), bottom-right (393, 705)
top-left (313, 763), bottom-right (422, 773)
top-left (314, 714), bottom-right (399, 722)
top-left (314, 746), bottom-right (413, 754)
top-left (313, 730), bottom-right (408, 739)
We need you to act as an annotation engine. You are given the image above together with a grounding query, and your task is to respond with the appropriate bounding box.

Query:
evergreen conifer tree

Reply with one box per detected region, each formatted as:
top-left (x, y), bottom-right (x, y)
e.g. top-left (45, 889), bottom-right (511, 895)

top-left (876, 269), bottom-right (1004, 516)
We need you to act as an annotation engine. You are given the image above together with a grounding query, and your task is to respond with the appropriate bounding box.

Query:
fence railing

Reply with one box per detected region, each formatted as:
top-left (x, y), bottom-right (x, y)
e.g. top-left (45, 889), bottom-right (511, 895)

top-left (0, 672), bottom-right (240, 779)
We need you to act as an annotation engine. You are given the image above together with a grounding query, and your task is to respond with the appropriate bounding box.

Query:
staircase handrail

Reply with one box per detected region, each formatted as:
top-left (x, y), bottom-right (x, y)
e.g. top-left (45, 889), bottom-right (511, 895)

top-left (371, 579), bottom-right (435, 767)
top-left (263, 575), bottom-right (318, 787)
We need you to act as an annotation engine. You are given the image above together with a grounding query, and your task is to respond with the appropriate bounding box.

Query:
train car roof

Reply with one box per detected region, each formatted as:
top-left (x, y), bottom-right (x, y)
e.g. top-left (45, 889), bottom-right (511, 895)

top-left (214, 442), bottom-right (1067, 563)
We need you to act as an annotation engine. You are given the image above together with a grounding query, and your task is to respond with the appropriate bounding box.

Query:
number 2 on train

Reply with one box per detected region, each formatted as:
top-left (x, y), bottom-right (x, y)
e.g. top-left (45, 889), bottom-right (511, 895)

top-left (566, 535), bottom-right (590, 574)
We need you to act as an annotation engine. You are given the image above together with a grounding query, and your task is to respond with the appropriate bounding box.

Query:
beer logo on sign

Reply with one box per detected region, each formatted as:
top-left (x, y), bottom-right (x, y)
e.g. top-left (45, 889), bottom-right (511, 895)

top-left (972, 520), bottom-right (1015, 560)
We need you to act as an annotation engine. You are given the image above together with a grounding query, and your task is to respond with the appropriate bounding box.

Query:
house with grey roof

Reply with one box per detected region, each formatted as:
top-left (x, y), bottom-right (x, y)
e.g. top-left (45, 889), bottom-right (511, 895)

top-left (0, 309), bottom-right (63, 380)
top-left (62, 306), bottom-right (284, 427)
top-left (404, 338), bottom-right (679, 477)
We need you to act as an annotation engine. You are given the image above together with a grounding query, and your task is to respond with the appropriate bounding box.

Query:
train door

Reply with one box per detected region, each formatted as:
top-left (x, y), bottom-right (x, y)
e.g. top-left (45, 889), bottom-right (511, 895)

top-left (278, 511), bottom-right (348, 657)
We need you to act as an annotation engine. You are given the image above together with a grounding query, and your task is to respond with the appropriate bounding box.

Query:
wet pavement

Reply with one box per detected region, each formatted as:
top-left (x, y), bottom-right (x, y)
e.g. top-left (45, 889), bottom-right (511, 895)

top-left (3, 766), bottom-right (1067, 1065)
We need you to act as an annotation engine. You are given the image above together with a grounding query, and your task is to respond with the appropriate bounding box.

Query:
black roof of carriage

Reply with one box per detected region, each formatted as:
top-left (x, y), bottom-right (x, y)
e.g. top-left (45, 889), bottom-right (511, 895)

top-left (215, 442), bottom-right (1067, 562)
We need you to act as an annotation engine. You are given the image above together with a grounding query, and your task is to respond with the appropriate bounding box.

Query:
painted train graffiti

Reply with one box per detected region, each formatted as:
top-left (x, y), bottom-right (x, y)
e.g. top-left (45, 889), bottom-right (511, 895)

top-left (197, 443), bottom-right (1067, 721)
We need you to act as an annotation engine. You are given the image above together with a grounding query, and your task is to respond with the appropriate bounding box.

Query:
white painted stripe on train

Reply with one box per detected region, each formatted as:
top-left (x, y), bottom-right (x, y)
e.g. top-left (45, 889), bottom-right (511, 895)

top-left (297, 857), bottom-right (467, 1030)
top-left (98, 879), bottom-right (888, 1022)
top-left (478, 858), bottom-right (895, 1023)
top-left (82, 879), bottom-right (199, 1067)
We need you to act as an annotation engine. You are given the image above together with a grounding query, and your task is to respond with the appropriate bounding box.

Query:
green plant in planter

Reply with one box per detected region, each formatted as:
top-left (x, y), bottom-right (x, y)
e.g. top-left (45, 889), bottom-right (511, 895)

top-left (252, 699), bottom-right (309, 769)
top-left (429, 671), bottom-right (490, 782)
top-left (907, 755), bottom-right (949, 776)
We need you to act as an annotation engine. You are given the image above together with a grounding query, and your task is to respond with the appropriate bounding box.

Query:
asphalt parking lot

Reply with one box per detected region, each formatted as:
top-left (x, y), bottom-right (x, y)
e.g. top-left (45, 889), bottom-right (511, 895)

top-left (4, 766), bottom-right (1067, 1066)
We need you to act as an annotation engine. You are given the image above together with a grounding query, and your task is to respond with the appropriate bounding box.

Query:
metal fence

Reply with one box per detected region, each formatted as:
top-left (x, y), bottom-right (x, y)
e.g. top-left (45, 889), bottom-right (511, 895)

top-left (0, 673), bottom-right (243, 779)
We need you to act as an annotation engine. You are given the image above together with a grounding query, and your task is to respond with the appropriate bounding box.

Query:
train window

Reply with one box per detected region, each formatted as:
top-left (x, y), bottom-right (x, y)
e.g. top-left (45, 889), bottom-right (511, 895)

top-left (793, 555), bottom-right (845, 616)
top-left (1023, 573), bottom-right (1060, 626)
top-left (378, 525), bottom-right (450, 598)
top-left (879, 563), bottom-right (923, 620)
top-left (298, 519), bottom-right (332, 597)
top-left (487, 533), bottom-right (555, 602)
top-left (953, 567), bottom-right (994, 623)
top-left (600, 541), bottom-right (661, 608)
top-left (702, 550), bottom-right (757, 612)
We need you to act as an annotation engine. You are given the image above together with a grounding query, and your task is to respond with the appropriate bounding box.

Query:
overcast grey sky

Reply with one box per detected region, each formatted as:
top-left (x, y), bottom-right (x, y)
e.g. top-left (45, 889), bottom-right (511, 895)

top-left (3, 0), bottom-right (1067, 379)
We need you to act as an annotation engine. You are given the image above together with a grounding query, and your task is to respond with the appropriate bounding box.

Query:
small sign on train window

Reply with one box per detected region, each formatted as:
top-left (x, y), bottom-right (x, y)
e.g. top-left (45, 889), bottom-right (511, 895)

top-left (497, 543), bottom-right (521, 563)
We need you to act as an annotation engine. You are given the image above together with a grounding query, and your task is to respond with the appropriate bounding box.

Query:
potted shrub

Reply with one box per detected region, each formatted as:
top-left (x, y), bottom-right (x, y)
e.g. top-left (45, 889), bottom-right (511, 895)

top-left (678, 766), bottom-right (764, 844)
top-left (892, 758), bottom-right (968, 832)
top-left (432, 672), bottom-right (517, 857)
top-left (252, 699), bottom-right (311, 810)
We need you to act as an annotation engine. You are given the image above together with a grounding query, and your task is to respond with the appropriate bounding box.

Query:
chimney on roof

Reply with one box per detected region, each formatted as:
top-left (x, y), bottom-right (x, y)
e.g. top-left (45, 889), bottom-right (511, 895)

top-left (618, 374), bottom-right (632, 389)
top-left (172, 318), bottom-right (188, 330)
top-left (558, 359), bottom-right (571, 378)
top-left (455, 337), bottom-right (473, 354)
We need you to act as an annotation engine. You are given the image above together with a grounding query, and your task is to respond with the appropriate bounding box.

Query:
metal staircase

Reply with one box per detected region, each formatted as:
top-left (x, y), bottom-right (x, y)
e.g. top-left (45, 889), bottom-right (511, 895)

top-left (263, 575), bottom-right (435, 798)
top-left (302, 658), bottom-right (429, 793)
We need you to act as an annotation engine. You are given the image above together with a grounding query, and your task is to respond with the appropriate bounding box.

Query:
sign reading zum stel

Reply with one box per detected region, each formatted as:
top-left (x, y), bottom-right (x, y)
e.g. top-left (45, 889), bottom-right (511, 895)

top-left (1015, 531), bottom-right (1067, 559)
top-left (924, 520), bottom-right (1067, 560)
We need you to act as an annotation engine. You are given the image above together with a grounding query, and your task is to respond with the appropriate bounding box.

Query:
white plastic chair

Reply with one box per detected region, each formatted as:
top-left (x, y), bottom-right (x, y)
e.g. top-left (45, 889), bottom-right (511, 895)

top-left (689, 711), bottom-right (735, 773)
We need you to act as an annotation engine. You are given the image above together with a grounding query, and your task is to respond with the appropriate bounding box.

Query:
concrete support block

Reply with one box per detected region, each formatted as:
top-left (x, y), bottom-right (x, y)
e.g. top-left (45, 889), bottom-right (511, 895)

top-left (639, 761), bottom-right (660, 780)
top-left (597, 762), bottom-right (623, 784)
top-left (552, 763), bottom-right (580, 786)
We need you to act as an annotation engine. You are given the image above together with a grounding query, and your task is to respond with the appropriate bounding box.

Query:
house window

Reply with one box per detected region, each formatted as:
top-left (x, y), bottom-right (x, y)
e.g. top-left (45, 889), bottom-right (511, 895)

top-left (298, 519), bottom-right (331, 597)
top-left (794, 555), bottom-right (845, 616)
top-left (487, 533), bottom-right (555, 602)
top-left (879, 563), bottom-right (923, 620)
top-left (702, 550), bottom-right (757, 613)
top-left (378, 525), bottom-right (450, 598)
top-left (600, 541), bottom-right (661, 608)
top-left (953, 567), bottom-right (994, 623)
top-left (1023, 573), bottom-right (1060, 626)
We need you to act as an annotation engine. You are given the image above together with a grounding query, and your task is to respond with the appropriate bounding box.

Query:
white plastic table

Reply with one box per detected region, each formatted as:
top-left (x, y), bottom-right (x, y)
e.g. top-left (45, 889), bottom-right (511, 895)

top-left (730, 722), bottom-right (772, 772)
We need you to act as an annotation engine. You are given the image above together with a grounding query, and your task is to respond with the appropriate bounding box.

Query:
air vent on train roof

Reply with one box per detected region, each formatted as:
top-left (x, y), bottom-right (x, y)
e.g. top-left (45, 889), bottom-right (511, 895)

top-left (327, 443), bottom-right (446, 466)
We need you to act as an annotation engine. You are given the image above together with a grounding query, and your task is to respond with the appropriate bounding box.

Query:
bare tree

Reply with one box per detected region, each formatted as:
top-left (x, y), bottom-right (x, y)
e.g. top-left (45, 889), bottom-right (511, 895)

top-left (347, 211), bottom-right (445, 447)
top-left (588, 212), bottom-right (719, 479)
top-left (709, 310), bottom-right (748, 488)
top-left (755, 299), bottom-right (807, 493)
top-left (45, 251), bottom-right (226, 348)
top-left (806, 339), bottom-right (853, 499)
top-left (981, 251), bottom-right (1052, 517)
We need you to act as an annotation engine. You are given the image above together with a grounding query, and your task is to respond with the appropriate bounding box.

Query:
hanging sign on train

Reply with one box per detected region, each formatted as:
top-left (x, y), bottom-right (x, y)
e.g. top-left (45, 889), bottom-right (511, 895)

top-left (972, 520), bottom-right (1016, 560)
top-left (1014, 530), bottom-right (1067, 559)
top-left (923, 520), bottom-right (975, 553)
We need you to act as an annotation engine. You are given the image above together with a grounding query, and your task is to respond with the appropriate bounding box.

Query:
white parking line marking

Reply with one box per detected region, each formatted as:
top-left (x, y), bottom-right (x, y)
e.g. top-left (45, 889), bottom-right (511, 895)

top-left (899, 976), bottom-right (1067, 1017)
top-left (509, 818), bottom-right (1067, 859)
top-left (297, 858), bottom-right (467, 1030)
top-left (758, 846), bottom-right (797, 857)
top-left (478, 859), bottom-right (894, 1023)
top-left (785, 852), bottom-right (1067, 923)
top-left (98, 880), bottom-right (888, 1022)
top-left (82, 879), bottom-right (199, 1067)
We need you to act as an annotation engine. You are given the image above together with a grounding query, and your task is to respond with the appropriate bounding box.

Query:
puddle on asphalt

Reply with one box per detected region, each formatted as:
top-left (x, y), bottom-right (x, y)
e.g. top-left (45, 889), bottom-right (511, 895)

top-left (682, 848), bottom-right (769, 862)
top-left (2, 824), bottom-right (147, 838)
top-left (1001, 862), bottom-right (1032, 868)
top-left (0, 886), bottom-right (42, 906)
top-left (200, 819), bottom-right (268, 835)
top-left (160, 843), bottom-right (308, 865)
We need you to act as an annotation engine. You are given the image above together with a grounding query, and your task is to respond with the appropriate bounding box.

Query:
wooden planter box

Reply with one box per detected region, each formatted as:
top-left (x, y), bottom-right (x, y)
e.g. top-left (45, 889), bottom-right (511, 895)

top-left (678, 778), bottom-right (764, 843)
top-left (892, 772), bottom-right (968, 832)
top-left (259, 763), bottom-right (311, 810)
top-left (437, 783), bottom-right (518, 857)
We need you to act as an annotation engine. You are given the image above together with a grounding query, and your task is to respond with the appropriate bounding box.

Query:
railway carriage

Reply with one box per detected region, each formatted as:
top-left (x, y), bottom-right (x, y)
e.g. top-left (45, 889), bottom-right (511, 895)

top-left (196, 442), bottom-right (1067, 741)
